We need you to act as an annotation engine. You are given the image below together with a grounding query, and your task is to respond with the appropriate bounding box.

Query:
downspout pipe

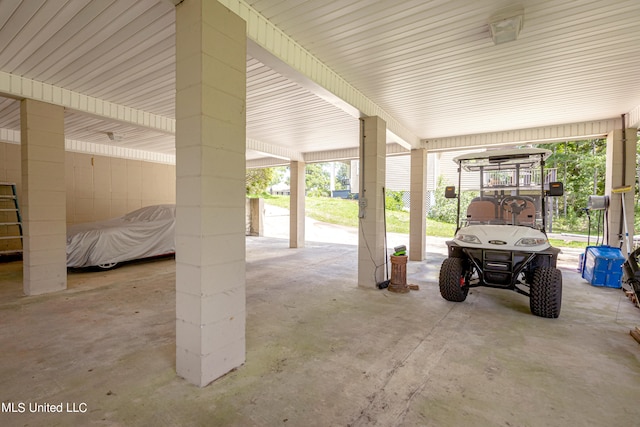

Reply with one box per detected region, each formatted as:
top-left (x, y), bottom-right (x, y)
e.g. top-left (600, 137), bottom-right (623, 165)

top-left (620, 114), bottom-right (627, 240)
top-left (541, 154), bottom-right (547, 232)
top-left (456, 160), bottom-right (462, 233)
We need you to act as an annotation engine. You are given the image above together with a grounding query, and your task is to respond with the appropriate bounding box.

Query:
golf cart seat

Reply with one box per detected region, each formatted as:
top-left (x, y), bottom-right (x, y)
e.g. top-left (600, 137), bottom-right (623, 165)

top-left (466, 198), bottom-right (499, 224)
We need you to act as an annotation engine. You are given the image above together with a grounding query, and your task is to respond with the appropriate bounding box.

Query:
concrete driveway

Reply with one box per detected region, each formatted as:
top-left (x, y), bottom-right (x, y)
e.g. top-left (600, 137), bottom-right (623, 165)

top-left (0, 205), bottom-right (637, 426)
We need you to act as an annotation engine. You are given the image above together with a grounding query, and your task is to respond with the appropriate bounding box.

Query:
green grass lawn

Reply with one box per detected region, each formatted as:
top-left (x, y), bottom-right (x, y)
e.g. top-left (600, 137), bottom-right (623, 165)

top-left (261, 194), bottom-right (586, 249)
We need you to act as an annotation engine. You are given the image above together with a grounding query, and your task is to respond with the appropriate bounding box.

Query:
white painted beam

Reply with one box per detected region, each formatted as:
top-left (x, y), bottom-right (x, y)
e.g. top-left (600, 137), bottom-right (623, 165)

top-left (247, 138), bottom-right (303, 161)
top-left (247, 143), bottom-right (409, 169)
top-left (219, 0), bottom-right (419, 149)
top-left (303, 148), bottom-right (359, 163)
top-left (65, 139), bottom-right (176, 164)
top-left (246, 158), bottom-right (291, 169)
top-left (302, 143), bottom-right (408, 163)
top-left (627, 104), bottom-right (640, 129)
top-left (0, 71), bottom-right (175, 135)
top-left (0, 128), bottom-right (176, 165)
top-left (0, 128), bottom-right (19, 144)
top-left (423, 119), bottom-right (620, 151)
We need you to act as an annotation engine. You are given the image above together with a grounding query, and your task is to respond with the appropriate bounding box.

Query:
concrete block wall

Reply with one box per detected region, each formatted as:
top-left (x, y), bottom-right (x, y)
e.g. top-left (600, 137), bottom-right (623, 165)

top-left (65, 152), bottom-right (176, 224)
top-left (0, 141), bottom-right (176, 228)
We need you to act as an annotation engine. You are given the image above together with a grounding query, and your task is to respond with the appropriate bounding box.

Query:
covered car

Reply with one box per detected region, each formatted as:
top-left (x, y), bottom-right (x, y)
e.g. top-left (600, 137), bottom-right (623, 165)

top-left (66, 204), bottom-right (175, 268)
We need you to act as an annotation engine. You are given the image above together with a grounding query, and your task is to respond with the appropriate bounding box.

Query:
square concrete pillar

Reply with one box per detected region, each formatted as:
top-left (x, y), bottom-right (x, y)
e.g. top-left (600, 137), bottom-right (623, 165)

top-left (175, 0), bottom-right (246, 387)
top-left (409, 149), bottom-right (427, 261)
top-left (20, 99), bottom-right (66, 295)
top-left (358, 116), bottom-right (386, 288)
top-left (248, 197), bottom-right (264, 236)
top-left (605, 128), bottom-right (637, 251)
top-left (290, 161), bottom-right (305, 248)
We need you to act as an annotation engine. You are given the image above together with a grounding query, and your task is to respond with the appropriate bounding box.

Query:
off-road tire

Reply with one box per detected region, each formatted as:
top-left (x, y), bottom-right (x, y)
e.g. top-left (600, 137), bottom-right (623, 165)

top-left (530, 266), bottom-right (562, 318)
top-left (439, 257), bottom-right (469, 302)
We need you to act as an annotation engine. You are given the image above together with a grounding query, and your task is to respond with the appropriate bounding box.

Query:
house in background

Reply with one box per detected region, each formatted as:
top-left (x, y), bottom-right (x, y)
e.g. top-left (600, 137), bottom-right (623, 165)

top-left (349, 149), bottom-right (484, 212)
top-left (269, 182), bottom-right (290, 196)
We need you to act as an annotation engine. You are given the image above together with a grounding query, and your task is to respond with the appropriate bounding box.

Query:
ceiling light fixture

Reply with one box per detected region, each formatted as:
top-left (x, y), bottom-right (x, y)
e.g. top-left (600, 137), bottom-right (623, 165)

top-left (489, 8), bottom-right (524, 45)
top-left (106, 132), bottom-right (124, 142)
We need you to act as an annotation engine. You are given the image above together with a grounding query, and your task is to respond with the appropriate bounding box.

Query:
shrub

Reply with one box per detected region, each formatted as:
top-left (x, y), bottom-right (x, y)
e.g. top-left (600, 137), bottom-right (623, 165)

top-left (428, 176), bottom-right (477, 224)
top-left (385, 190), bottom-right (405, 212)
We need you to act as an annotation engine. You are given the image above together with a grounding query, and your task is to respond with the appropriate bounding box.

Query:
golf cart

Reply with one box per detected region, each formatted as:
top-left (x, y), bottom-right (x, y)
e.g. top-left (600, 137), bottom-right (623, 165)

top-left (439, 148), bottom-right (565, 318)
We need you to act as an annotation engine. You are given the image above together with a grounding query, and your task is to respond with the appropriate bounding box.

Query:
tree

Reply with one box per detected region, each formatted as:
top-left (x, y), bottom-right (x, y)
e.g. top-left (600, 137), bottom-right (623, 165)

top-left (334, 162), bottom-right (350, 191)
top-left (305, 163), bottom-right (330, 197)
top-left (269, 166), bottom-right (287, 188)
top-left (246, 168), bottom-right (274, 196)
top-left (537, 139), bottom-right (606, 227)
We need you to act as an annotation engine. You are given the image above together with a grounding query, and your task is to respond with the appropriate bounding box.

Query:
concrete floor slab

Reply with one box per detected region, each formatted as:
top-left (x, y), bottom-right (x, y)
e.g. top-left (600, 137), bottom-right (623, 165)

top-left (1, 232), bottom-right (639, 426)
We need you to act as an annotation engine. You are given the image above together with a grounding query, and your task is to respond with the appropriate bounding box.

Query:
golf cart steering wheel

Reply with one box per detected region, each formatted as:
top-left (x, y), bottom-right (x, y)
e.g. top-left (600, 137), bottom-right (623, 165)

top-left (500, 196), bottom-right (530, 215)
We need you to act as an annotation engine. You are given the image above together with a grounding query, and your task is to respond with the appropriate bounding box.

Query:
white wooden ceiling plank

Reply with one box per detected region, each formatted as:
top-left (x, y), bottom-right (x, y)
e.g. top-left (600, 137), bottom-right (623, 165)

top-left (135, 102), bottom-right (175, 118)
top-left (287, 0), bottom-right (434, 44)
top-left (43, 1), bottom-right (172, 85)
top-left (262, 0), bottom-right (363, 31)
top-left (0, 0), bottom-right (47, 62)
top-left (248, 110), bottom-right (347, 123)
top-left (58, 28), bottom-right (174, 91)
top-left (340, 16), bottom-right (638, 86)
top-left (247, 132), bottom-right (354, 146)
top-left (113, 76), bottom-right (175, 106)
top-left (367, 49), bottom-right (640, 100)
top-left (84, 52), bottom-right (175, 99)
top-left (350, 29), bottom-right (640, 96)
top-left (2, 0), bottom-right (88, 71)
top-left (247, 72), bottom-right (291, 90)
top-left (248, 85), bottom-right (312, 101)
top-left (13, 0), bottom-right (116, 76)
top-left (397, 88), bottom-right (636, 117)
top-left (28, 0), bottom-right (161, 81)
top-left (247, 82), bottom-right (299, 99)
top-left (290, 0), bottom-right (469, 55)
top-left (308, 0), bottom-right (637, 92)
top-left (313, 14), bottom-right (479, 66)
top-left (0, 0), bottom-right (22, 36)
top-left (250, 0), bottom-right (304, 20)
top-left (315, 0), bottom-right (632, 61)
top-left (249, 98), bottom-right (348, 115)
top-left (247, 120), bottom-right (351, 133)
top-left (0, 106), bottom-right (19, 129)
top-left (246, 61), bottom-right (283, 77)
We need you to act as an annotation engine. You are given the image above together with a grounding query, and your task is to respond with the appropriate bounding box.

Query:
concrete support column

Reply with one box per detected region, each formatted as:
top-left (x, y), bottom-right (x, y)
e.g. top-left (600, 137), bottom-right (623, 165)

top-left (20, 99), bottom-right (66, 295)
top-left (290, 161), bottom-right (305, 248)
top-left (175, 0), bottom-right (246, 387)
top-left (247, 198), bottom-right (264, 237)
top-left (358, 116), bottom-right (386, 288)
top-left (605, 128), bottom-right (637, 251)
top-left (409, 149), bottom-right (427, 261)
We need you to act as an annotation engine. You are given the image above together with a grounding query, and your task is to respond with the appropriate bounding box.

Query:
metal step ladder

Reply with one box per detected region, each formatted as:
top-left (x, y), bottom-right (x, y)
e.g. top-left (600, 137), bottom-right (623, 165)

top-left (0, 182), bottom-right (23, 255)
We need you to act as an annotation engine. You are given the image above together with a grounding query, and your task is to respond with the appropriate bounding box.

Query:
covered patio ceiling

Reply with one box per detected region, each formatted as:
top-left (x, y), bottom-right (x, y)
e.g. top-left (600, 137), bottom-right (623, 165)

top-left (0, 0), bottom-right (639, 165)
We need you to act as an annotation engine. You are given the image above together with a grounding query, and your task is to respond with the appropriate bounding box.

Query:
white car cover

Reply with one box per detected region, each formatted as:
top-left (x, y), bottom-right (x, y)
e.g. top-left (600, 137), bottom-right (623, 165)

top-left (66, 204), bottom-right (175, 268)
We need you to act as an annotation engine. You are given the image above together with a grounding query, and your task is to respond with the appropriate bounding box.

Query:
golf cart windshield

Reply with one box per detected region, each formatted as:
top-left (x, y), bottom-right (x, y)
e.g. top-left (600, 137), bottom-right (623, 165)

top-left (450, 148), bottom-right (554, 229)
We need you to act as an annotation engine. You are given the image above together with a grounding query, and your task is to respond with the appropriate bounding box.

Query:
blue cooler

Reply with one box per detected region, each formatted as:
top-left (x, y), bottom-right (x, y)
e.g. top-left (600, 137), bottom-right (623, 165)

top-left (581, 246), bottom-right (624, 288)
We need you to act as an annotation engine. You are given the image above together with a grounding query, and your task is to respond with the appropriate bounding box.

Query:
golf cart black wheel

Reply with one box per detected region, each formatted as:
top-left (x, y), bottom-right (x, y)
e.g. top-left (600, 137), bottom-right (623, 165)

top-left (530, 266), bottom-right (562, 318)
top-left (439, 257), bottom-right (469, 302)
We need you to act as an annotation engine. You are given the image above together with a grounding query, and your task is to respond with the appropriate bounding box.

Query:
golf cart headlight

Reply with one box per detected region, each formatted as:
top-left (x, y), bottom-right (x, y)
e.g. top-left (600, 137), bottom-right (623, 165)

top-left (456, 234), bottom-right (481, 244)
top-left (516, 237), bottom-right (548, 246)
